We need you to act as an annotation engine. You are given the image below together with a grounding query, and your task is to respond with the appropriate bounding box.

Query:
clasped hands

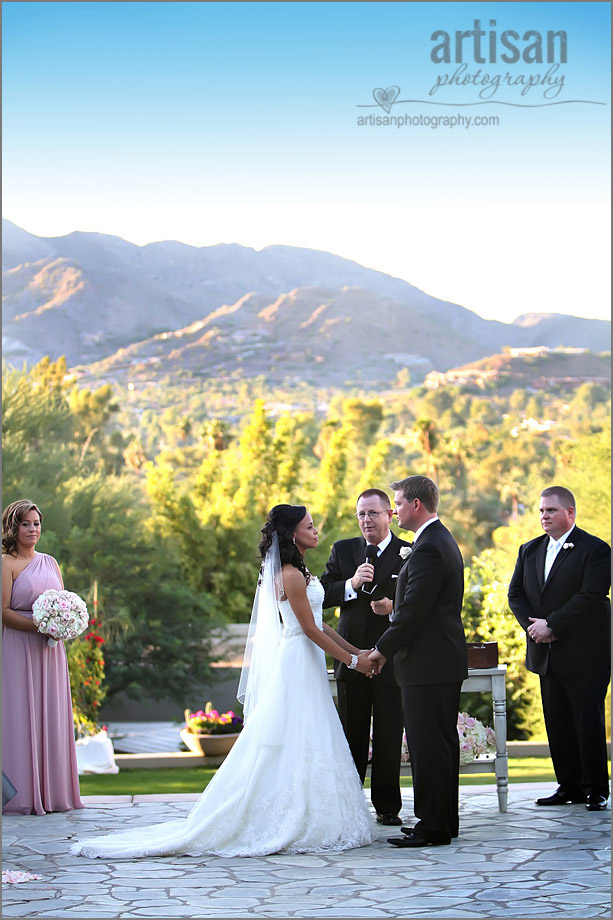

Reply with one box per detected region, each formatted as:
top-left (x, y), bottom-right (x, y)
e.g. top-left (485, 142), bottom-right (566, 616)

top-left (352, 648), bottom-right (387, 677)
top-left (527, 617), bottom-right (557, 644)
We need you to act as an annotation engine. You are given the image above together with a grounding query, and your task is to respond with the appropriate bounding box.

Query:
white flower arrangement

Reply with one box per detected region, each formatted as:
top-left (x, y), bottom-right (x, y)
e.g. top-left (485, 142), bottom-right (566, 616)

top-left (457, 711), bottom-right (496, 764)
top-left (399, 546), bottom-right (413, 561)
top-left (395, 714), bottom-right (496, 766)
top-left (32, 589), bottom-right (89, 647)
top-left (562, 542), bottom-right (574, 550)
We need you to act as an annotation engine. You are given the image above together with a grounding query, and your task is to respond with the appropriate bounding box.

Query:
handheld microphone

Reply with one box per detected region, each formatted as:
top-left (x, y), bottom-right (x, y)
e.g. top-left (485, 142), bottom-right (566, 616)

top-left (361, 544), bottom-right (378, 594)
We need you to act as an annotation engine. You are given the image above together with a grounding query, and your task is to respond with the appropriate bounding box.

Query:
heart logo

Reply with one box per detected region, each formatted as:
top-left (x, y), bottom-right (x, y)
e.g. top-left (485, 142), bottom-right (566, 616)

top-left (373, 86), bottom-right (400, 114)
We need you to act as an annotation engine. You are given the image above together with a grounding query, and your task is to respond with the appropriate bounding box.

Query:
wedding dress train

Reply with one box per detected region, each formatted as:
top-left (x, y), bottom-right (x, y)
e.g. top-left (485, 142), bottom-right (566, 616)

top-left (71, 577), bottom-right (374, 858)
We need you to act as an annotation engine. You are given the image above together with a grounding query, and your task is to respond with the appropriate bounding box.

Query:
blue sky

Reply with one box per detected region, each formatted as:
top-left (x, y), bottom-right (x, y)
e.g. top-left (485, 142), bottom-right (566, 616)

top-left (2, 2), bottom-right (610, 322)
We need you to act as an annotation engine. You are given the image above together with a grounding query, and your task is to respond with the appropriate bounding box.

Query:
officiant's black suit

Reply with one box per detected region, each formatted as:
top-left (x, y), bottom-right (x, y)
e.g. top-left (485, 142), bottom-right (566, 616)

top-left (321, 533), bottom-right (408, 817)
top-left (508, 525), bottom-right (611, 798)
top-left (376, 520), bottom-right (468, 843)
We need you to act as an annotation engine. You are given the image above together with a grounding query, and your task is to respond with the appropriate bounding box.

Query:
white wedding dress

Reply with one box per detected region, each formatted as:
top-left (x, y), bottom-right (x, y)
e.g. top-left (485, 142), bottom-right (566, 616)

top-left (71, 577), bottom-right (374, 858)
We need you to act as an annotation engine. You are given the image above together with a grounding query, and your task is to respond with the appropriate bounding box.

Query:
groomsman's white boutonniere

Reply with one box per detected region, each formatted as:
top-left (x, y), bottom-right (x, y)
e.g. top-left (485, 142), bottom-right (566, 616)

top-left (562, 542), bottom-right (575, 550)
top-left (399, 546), bottom-right (413, 561)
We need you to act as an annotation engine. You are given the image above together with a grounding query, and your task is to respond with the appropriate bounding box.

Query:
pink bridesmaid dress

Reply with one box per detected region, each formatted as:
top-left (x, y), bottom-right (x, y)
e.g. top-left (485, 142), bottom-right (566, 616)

top-left (2, 553), bottom-right (83, 815)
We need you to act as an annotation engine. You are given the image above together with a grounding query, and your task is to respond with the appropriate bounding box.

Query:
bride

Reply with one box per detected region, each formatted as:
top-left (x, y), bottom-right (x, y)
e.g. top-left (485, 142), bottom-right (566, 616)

top-left (71, 505), bottom-right (375, 858)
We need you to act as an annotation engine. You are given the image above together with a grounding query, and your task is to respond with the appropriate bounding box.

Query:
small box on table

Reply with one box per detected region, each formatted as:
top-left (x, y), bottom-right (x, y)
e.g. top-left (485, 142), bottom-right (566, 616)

top-left (467, 642), bottom-right (499, 669)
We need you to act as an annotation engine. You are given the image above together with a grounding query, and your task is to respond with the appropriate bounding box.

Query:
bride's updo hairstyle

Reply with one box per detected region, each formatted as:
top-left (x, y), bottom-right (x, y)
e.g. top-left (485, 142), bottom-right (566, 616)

top-left (259, 504), bottom-right (310, 582)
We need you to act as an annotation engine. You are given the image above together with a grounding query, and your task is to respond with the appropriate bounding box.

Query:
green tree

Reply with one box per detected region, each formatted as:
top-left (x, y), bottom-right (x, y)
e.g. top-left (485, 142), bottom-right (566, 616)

top-left (356, 438), bottom-right (393, 497)
top-left (271, 412), bottom-right (307, 502)
top-left (462, 530), bottom-right (545, 740)
top-left (232, 399), bottom-right (275, 515)
top-left (2, 365), bottom-right (74, 519)
top-left (554, 423), bottom-right (611, 542)
top-left (312, 427), bottom-right (348, 528)
top-left (413, 417), bottom-right (439, 482)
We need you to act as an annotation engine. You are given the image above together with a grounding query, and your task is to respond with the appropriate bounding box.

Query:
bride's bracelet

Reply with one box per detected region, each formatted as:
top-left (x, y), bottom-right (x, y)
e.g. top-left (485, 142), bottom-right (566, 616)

top-left (347, 653), bottom-right (358, 670)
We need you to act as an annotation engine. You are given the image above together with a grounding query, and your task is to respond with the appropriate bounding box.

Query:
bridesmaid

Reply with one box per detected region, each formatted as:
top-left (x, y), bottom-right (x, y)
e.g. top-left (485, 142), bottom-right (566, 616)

top-left (2, 500), bottom-right (83, 815)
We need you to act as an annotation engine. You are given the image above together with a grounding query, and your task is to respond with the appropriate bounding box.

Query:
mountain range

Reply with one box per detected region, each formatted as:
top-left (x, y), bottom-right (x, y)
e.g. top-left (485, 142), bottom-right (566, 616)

top-left (2, 219), bottom-right (609, 387)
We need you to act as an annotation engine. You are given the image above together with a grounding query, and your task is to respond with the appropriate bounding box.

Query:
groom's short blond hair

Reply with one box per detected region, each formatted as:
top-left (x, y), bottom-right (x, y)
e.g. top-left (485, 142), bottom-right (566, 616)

top-left (389, 475), bottom-right (439, 513)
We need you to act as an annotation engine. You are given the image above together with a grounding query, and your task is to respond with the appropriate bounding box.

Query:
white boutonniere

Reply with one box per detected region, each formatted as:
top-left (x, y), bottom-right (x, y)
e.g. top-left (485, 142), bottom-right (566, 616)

top-left (562, 542), bottom-right (574, 550)
top-left (399, 546), bottom-right (413, 561)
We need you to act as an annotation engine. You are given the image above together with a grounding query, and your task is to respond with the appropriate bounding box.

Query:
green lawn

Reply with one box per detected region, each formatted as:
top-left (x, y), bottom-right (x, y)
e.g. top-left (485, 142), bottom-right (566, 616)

top-left (79, 757), bottom-right (558, 797)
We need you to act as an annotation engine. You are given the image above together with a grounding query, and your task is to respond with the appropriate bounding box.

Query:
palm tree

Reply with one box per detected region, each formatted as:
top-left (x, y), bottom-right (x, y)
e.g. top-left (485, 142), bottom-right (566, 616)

top-left (414, 417), bottom-right (439, 483)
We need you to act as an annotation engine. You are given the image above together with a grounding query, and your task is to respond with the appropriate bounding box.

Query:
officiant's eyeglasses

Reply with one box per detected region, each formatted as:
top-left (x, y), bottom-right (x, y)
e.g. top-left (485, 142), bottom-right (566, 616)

top-left (356, 511), bottom-right (385, 520)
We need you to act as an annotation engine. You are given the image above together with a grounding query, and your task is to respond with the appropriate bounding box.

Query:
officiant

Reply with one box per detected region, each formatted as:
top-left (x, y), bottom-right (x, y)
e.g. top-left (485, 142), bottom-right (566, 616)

top-left (321, 488), bottom-right (410, 826)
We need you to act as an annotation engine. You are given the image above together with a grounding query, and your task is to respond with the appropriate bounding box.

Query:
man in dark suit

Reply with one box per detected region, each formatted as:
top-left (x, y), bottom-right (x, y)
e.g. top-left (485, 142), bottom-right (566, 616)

top-left (508, 485), bottom-right (611, 811)
top-left (321, 488), bottom-right (408, 826)
top-left (369, 475), bottom-right (467, 847)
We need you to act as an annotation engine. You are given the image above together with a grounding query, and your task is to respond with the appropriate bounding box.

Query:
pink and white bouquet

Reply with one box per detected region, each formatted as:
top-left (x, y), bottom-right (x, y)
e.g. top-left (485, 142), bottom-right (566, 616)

top-left (32, 589), bottom-right (89, 648)
top-left (457, 711), bottom-right (496, 764)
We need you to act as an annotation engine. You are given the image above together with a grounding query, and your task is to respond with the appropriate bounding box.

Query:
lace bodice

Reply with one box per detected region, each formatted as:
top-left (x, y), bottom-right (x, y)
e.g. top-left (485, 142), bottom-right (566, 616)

top-left (279, 576), bottom-right (324, 638)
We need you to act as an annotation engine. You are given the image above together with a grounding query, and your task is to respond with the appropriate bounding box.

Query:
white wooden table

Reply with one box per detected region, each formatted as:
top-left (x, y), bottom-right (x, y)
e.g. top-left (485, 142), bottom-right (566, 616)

top-left (460, 665), bottom-right (508, 813)
top-left (328, 664), bottom-right (509, 813)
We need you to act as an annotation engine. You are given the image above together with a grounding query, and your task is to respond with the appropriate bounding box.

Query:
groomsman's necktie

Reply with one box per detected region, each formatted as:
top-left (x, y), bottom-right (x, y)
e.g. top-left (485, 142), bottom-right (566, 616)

top-left (544, 539), bottom-right (562, 580)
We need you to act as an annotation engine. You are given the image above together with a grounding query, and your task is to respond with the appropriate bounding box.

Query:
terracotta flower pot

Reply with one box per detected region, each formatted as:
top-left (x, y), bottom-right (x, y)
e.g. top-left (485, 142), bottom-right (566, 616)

top-left (179, 729), bottom-right (240, 757)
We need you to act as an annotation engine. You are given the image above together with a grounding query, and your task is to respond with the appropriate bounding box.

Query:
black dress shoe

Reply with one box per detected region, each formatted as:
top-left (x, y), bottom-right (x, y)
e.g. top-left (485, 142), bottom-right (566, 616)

top-left (535, 790), bottom-right (587, 806)
top-left (388, 832), bottom-right (450, 848)
top-left (376, 813), bottom-right (402, 826)
top-left (585, 795), bottom-right (608, 811)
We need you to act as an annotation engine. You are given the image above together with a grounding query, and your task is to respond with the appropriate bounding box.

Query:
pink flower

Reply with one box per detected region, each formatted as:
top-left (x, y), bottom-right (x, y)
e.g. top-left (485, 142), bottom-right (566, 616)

top-left (465, 717), bottom-right (476, 728)
top-left (2, 869), bottom-right (43, 885)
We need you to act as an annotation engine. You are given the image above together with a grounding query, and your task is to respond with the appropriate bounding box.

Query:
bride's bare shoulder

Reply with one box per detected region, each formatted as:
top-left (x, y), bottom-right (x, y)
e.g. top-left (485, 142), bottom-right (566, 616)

top-left (281, 564), bottom-right (306, 594)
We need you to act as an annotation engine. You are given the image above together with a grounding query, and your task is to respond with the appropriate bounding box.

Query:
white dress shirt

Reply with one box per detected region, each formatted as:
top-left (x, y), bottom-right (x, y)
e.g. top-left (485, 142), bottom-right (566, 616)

top-left (544, 526), bottom-right (575, 580)
top-left (412, 515), bottom-right (439, 543)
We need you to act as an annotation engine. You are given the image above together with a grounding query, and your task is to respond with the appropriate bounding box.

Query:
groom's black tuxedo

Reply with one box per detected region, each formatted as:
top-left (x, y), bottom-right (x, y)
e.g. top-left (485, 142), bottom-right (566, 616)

top-left (508, 524), bottom-right (611, 798)
top-left (377, 520), bottom-right (467, 687)
top-left (376, 519), bottom-right (467, 842)
top-left (321, 532), bottom-right (409, 817)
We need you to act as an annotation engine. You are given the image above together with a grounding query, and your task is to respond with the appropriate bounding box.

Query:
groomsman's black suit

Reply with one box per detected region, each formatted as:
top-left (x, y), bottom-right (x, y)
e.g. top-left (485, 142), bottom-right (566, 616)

top-left (376, 519), bottom-right (468, 843)
top-left (321, 533), bottom-right (408, 818)
top-left (508, 525), bottom-right (611, 798)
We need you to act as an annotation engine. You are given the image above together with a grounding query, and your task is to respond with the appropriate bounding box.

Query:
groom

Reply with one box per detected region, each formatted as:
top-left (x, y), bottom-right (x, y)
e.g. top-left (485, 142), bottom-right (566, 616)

top-left (369, 475), bottom-right (467, 847)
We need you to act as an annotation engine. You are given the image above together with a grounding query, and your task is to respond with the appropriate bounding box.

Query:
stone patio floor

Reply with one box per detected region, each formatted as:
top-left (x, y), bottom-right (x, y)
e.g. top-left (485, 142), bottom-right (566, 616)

top-left (2, 782), bottom-right (610, 919)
